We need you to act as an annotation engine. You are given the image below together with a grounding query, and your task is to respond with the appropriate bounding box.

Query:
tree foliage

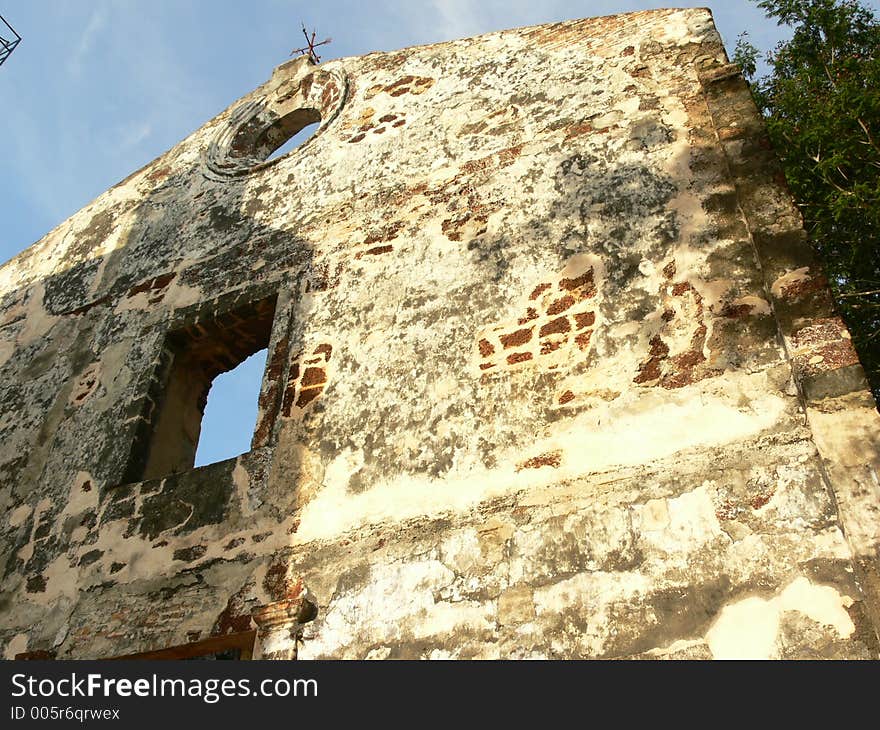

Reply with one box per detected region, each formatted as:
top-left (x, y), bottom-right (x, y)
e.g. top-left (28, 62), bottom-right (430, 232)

top-left (735, 0), bottom-right (880, 401)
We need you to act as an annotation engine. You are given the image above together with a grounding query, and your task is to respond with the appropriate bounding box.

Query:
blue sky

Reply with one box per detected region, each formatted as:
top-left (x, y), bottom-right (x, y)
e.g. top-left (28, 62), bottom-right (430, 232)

top-left (1, 1), bottom-right (874, 466)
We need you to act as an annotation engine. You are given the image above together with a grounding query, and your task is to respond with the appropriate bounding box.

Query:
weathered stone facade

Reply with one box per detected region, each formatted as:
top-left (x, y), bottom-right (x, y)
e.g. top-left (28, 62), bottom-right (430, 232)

top-left (2, 8), bottom-right (879, 660)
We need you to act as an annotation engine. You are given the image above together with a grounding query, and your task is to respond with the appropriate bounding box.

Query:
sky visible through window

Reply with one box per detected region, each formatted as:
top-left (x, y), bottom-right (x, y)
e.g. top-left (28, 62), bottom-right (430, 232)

top-left (194, 349), bottom-right (268, 467)
top-left (267, 121), bottom-right (320, 160)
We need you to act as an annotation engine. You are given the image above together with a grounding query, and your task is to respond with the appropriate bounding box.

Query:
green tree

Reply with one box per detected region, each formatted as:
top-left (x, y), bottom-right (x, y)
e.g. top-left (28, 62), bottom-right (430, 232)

top-left (735, 0), bottom-right (880, 402)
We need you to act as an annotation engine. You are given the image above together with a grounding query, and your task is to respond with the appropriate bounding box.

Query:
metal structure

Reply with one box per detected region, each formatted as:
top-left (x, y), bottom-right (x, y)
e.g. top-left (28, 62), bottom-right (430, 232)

top-left (290, 23), bottom-right (331, 64)
top-left (0, 14), bottom-right (20, 67)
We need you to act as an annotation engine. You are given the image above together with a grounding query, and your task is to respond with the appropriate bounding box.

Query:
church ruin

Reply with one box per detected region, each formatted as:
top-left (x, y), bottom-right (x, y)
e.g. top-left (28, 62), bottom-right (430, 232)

top-left (2, 8), bottom-right (879, 660)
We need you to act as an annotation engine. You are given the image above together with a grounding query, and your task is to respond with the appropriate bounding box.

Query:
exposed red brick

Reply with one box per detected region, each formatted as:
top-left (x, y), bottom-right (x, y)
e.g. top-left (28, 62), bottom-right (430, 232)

top-left (547, 294), bottom-right (575, 316)
top-left (262, 561), bottom-right (294, 602)
top-left (559, 268), bottom-right (594, 294)
top-left (690, 323), bottom-right (708, 349)
top-left (507, 351), bottom-right (533, 365)
top-left (791, 319), bottom-right (842, 348)
top-left (387, 74), bottom-right (415, 90)
top-left (516, 450), bottom-right (562, 471)
top-left (562, 122), bottom-right (594, 142)
top-left (660, 367), bottom-right (721, 390)
top-left (461, 157), bottom-right (490, 175)
top-left (498, 144), bottom-right (525, 166)
top-left (281, 383), bottom-right (297, 417)
top-left (781, 274), bottom-right (828, 299)
top-left (529, 283), bottom-right (551, 300)
top-left (462, 144), bottom-right (525, 175)
top-left (673, 349), bottom-right (705, 369)
top-left (254, 393), bottom-right (278, 444)
top-left (479, 339), bottom-right (495, 357)
top-left (796, 340), bottom-right (860, 375)
top-left (558, 390), bottom-right (575, 404)
top-left (265, 335), bottom-right (290, 380)
top-left (363, 244), bottom-right (393, 256)
top-left (648, 335), bottom-right (669, 357)
top-left (213, 600), bottom-right (252, 636)
top-left (574, 311), bottom-right (595, 329)
top-left (127, 272), bottom-right (177, 298)
top-left (500, 327), bottom-right (534, 349)
top-left (301, 367), bottom-right (327, 388)
top-left (320, 82), bottom-right (339, 113)
top-left (518, 307), bottom-right (539, 324)
top-left (540, 317), bottom-right (571, 337)
top-left (634, 358), bottom-right (662, 384)
top-left (441, 218), bottom-right (464, 241)
top-left (296, 388), bottom-right (322, 408)
top-left (575, 331), bottom-right (592, 351)
top-left (541, 339), bottom-right (565, 355)
top-left (314, 344), bottom-right (333, 361)
top-left (750, 490), bottom-right (775, 510)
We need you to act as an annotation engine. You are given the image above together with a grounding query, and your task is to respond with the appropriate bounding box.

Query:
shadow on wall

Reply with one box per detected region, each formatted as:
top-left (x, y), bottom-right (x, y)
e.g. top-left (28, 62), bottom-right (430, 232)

top-left (0, 81), bottom-right (329, 651)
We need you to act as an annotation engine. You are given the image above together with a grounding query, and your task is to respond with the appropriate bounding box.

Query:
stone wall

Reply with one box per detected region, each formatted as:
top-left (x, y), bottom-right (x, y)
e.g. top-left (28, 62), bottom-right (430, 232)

top-left (1, 8), bottom-right (879, 660)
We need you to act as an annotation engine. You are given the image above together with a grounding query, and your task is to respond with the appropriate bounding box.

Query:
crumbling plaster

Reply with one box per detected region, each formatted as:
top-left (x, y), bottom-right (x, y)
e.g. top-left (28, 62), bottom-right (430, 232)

top-left (1, 8), bottom-right (879, 660)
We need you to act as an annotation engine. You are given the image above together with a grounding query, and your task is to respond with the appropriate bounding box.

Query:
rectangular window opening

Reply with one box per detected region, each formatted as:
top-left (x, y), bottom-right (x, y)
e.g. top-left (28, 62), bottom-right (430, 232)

top-left (126, 294), bottom-right (277, 483)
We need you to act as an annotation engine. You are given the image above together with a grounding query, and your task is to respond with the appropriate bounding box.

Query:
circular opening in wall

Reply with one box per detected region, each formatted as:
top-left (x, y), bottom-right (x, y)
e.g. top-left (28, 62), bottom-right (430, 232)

top-left (207, 65), bottom-right (347, 178)
top-left (256, 108), bottom-right (321, 161)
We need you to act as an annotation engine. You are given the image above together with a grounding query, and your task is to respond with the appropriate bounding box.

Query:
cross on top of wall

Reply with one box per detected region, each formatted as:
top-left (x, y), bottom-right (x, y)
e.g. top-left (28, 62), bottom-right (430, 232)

top-left (290, 23), bottom-right (332, 64)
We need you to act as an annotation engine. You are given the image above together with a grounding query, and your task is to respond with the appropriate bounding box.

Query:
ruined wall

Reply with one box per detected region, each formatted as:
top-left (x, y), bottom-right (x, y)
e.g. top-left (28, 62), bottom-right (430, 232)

top-left (2, 8), bottom-right (880, 660)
